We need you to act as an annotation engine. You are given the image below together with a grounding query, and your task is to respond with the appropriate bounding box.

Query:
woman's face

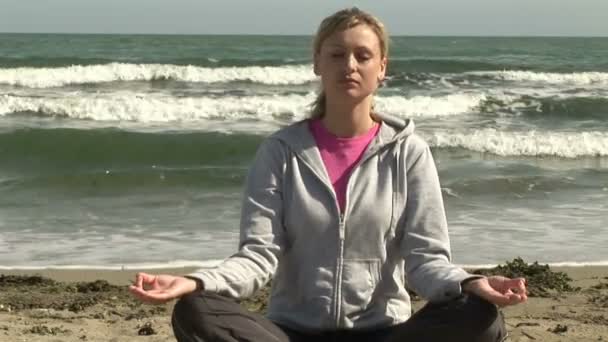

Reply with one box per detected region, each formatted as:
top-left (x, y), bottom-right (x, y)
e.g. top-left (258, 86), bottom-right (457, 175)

top-left (315, 24), bottom-right (387, 103)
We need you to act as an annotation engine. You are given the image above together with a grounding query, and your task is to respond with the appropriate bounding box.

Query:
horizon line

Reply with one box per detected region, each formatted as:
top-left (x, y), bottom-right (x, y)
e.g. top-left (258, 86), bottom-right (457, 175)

top-left (1, 31), bottom-right (607, 38)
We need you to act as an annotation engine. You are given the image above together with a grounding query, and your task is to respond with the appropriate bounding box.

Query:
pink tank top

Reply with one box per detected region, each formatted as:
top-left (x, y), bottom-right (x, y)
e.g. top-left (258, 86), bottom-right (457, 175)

top-left (309, 119), bottom-right (381, 213)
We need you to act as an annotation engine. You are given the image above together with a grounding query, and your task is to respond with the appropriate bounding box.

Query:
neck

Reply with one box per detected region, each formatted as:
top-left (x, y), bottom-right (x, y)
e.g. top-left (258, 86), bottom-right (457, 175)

top-left (321, 96), bottom-right (375, 137)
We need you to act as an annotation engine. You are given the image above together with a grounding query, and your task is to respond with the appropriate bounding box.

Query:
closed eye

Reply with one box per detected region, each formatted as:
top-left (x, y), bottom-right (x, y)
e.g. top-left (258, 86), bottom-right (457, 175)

top-left (357, 54), bottom-right (372, 62)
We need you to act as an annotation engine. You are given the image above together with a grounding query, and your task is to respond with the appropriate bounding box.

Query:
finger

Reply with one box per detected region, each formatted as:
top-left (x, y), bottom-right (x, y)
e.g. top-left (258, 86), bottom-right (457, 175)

top-left (502, 277), bottom-right (521, 289)
top-left (486, 276), bottom-right (511, 294)
top-left (514, 278), bottom-right (528, 301)
top-left (469, 283), bottom-right (513, 306)
top-left (506, 292), bottom-right (526, 305)
top-left (136, 272), bottom-right (157, 289)
top-left (487, 283), bottom-right (525, 306)
top-left (485, 276), bottom-right (528, 305)
top-left (502, 278), bottom-right (527, 301)
top-left (513, 278), bottom-right (527, 294)
top-left (129, 285), bottom-right (172, 304)
top-left (134, 272), bottom-right (147, 289)
top-left (130, 284), bottom-right (176, 300)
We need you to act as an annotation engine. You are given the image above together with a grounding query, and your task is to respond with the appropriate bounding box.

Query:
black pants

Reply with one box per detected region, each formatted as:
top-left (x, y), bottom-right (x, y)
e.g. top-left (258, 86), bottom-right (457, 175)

top-left (172, 292), bottom-right (507, 342)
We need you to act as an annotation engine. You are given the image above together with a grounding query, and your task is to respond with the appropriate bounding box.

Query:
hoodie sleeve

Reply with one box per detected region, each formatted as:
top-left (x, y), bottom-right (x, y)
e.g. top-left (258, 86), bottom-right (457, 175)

top-left (186, 138), bottom-right (286, 299)
top-left (399, 135), bottom-right (481, 302)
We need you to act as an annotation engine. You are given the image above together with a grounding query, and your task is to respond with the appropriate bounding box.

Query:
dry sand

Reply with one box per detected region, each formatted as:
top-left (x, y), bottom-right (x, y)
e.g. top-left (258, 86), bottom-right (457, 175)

top-left (0, 266), bottom-right (606, 341)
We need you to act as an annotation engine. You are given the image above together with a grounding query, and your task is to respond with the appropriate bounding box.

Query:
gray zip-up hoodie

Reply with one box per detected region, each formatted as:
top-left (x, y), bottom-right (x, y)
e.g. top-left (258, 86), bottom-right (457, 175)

top-left (188, 113), bottom-right (478, 332)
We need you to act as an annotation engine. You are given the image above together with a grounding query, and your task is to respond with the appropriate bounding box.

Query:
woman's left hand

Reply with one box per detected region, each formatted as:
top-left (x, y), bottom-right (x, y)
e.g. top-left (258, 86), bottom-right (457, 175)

top-left (462, 276), bottom-right (527, 307)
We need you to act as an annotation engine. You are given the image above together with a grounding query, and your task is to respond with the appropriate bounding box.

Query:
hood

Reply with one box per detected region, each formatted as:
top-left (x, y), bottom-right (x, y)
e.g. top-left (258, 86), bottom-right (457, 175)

top-left (270, 112), bottom-right (415, 153)
top-left (268, 113), bottom-right (416, 184)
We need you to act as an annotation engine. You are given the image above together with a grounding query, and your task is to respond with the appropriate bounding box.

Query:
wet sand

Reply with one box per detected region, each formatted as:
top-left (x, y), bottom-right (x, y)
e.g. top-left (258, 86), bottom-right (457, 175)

top-left (0, 266), bottom-right (606, 341)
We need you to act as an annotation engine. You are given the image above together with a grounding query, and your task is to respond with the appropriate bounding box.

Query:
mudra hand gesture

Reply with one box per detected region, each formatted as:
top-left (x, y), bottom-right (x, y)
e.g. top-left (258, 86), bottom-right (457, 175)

top-left (463, 276), bottom-right (527, 307)
top-left (129, 273), bottom-right (199, 304)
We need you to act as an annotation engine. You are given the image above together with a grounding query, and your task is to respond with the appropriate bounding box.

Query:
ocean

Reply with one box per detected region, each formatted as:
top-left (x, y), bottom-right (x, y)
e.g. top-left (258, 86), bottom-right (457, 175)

top-left (1, 34), bottom-right (607, 269)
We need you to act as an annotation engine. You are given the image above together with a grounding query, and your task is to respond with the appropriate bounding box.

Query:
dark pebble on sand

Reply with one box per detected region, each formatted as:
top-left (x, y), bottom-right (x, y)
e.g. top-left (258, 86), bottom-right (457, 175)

top-left (137, 322), bottom-right (157, 336)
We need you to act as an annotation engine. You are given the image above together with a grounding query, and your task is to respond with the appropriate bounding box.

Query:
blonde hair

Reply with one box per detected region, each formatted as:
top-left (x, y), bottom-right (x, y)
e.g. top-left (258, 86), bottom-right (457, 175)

top-left (310, 7), bottom-right (389, 119)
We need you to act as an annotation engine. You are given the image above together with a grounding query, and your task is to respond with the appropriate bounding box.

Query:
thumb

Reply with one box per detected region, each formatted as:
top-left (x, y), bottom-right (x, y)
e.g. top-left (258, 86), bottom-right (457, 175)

top-left (134, 272), bottom-right (155, 289)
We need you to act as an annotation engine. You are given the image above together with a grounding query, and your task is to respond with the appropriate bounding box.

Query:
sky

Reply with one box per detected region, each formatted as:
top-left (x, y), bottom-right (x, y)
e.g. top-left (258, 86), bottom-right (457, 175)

top-left (1, 0), bottom-right (607, 36)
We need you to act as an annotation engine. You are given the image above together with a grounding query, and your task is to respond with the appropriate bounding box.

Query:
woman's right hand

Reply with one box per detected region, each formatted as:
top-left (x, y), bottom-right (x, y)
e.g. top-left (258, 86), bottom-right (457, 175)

top-left (128, 272), bottom-right (200, 304)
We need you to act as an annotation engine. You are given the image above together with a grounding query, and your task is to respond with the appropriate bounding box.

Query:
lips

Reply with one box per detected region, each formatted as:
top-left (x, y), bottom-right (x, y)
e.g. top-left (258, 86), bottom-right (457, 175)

top-left (339, 78), bottom-right (359, 85)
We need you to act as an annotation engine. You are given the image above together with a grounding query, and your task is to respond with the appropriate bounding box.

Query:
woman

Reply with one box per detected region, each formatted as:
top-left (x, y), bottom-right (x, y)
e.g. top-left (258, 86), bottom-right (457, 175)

top-left (130, 7), bottom-right (527, 342)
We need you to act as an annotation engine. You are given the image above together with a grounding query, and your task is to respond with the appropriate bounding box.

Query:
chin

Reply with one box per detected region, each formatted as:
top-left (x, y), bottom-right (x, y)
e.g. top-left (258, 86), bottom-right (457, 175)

top-left (333, 89), bottom-right (372, 102)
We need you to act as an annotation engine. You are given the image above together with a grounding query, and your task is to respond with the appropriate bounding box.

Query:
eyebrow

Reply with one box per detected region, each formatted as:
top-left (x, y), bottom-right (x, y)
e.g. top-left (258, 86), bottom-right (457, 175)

top-left (326, 44), bottom-right (375, 52)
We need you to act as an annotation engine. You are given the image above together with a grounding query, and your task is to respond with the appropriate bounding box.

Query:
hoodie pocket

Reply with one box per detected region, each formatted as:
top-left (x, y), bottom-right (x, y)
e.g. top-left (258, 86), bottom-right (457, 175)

top-left (294, 265), bottom-right (334, 320)
top-left (341, 259), bottom-right (381, 319)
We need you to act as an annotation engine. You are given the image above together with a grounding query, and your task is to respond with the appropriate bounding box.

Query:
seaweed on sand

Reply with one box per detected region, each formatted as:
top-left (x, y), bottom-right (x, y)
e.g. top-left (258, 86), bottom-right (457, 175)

top-left (472, 257), bottom-right (579, 297)
top-left (0, 275), bottom-right (136, 313)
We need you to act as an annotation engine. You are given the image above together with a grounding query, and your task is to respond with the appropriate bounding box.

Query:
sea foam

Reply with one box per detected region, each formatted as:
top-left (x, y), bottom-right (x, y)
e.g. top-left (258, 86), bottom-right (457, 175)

top-left (0, 92), bottom-right (485, 123)
top-left (427, 129), bottom-right (608, 158)
top-left (469, 70), bottom-right (608, 86)
top-left (0, 63), bottom-right (317, 88)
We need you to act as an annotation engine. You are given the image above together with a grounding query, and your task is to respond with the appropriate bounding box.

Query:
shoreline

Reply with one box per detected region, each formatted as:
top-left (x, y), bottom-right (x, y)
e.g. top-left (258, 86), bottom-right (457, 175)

top-left (2, 259), bottom-right (608, 271)
top-left (1, 265), bottom-right (607, 285)
top-left (1, 265), bottom-right (607, 341)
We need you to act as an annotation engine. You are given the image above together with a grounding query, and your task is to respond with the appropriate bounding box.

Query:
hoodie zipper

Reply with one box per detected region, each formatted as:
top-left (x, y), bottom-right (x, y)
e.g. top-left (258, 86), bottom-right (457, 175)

top-left (334, 212), bottom-right (345, 328)
top-left (294, 134), bottom-right (395, 329)
top-left (293, 156), bottom-right (345, 328)
top-left (332, 141), bottom-right (388, 328)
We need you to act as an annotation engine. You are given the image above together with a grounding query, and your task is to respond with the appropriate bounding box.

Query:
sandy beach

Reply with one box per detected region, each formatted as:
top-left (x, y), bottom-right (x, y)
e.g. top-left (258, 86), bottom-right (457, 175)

top-left (0, 264), bottom-right (607, 342)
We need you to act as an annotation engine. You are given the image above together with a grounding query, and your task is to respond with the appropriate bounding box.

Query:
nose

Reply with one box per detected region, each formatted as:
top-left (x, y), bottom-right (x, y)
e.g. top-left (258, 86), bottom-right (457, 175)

top-left (344, 53), bottom-right (357, 73)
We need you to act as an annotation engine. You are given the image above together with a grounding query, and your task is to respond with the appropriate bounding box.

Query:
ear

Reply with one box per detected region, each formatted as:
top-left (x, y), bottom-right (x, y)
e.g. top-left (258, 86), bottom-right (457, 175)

top-left (313, 54), bottom-right (320, 76)
top-left (378, 56), bottom-right (388, 82)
